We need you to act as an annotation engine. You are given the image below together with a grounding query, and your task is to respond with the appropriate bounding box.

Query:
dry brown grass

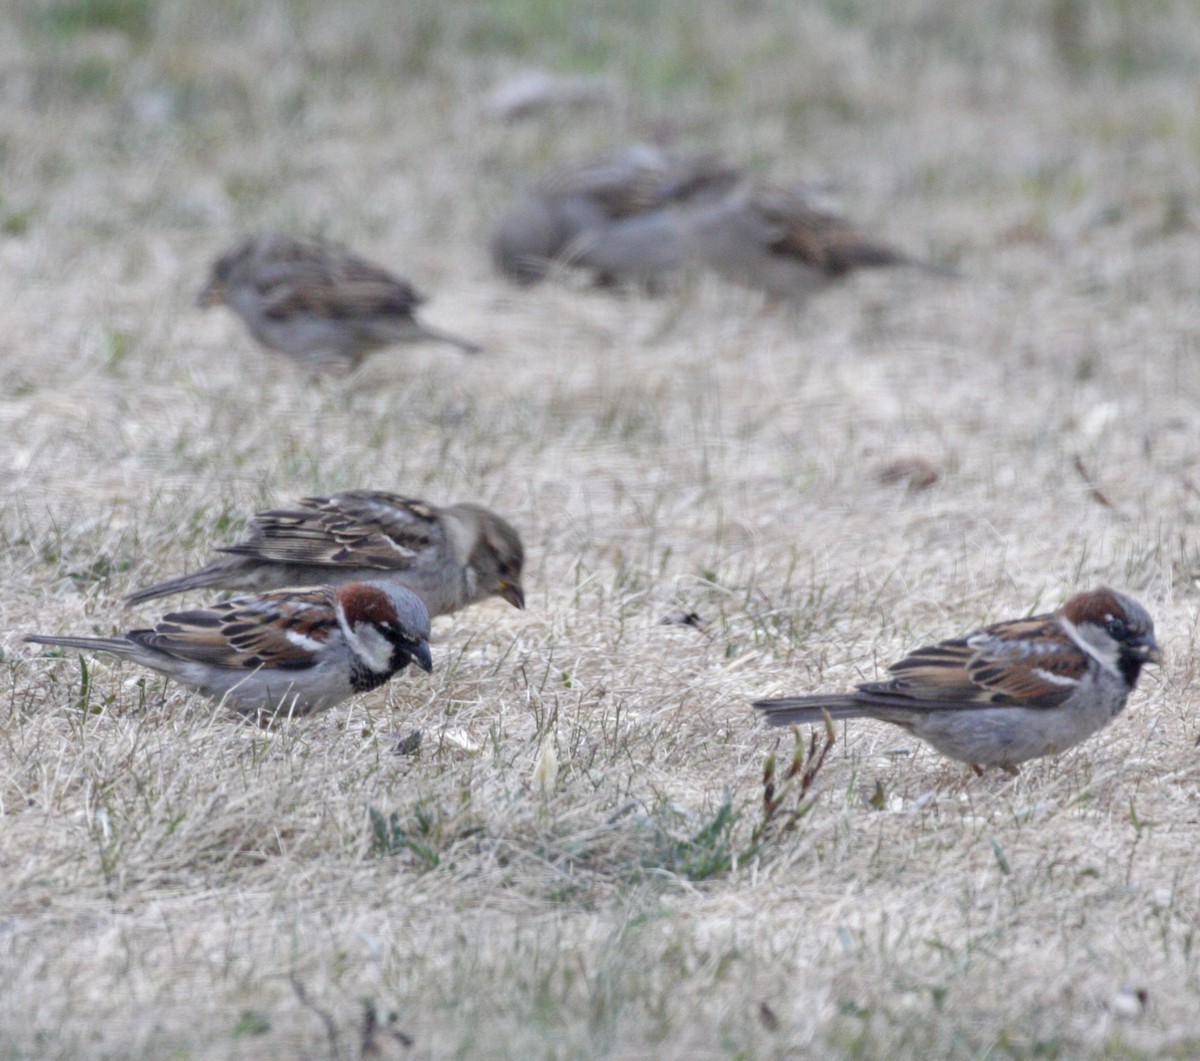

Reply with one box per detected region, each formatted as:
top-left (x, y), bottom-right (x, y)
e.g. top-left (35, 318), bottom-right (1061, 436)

top-left (3, 0), bottom-right (1200, 1057)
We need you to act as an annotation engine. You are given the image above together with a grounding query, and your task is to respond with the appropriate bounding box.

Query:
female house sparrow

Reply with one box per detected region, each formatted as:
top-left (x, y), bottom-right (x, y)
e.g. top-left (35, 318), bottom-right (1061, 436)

top-left (491, 145), bottom-right (738, 287)
top-left (687, 182), bottom-right (946, 300)
top-left (25, 582), bottom-right (433, 721)
top-left (198, 234), bottom-right (482, 375)
top-left (125, 492), bottom-right (526, 618)
top-left (754, 588), bottom-right (1161, 771)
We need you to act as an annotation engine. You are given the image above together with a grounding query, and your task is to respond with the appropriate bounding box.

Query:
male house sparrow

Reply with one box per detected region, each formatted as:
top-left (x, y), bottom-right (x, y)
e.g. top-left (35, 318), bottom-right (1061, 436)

top-left (491, 145), bottom-right (738, 287)
top-left (754, 588), bottom-right (1161, 771)
top-left (125, 492), bottom-right (526, 618)
top-left (198, 233), bottom-right (482, 375)
top-left (687, 182), bottom-right (946, 300)
top-left (26, 582), bottom-right (433, 721)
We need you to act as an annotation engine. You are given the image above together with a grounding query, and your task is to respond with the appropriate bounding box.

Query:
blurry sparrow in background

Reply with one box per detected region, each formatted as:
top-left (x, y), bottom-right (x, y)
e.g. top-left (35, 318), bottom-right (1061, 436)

top-left (198, 233), bottom-right (481, 375)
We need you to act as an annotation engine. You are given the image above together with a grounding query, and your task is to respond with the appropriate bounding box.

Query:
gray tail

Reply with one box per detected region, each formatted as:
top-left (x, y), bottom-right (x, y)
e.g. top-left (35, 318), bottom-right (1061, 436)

top-left (832, 244), bottom-right (959, 280)
top-left (912, 257), bottom-right (961, 280)
top-left (752, 695), bottom-right (874, 727)
top-left (831, 243), bottom-right (913, 272)
top-left (418, 325), bottom-right (483, 356)
top-left (124, 567), bottom-right (224, 607)
top-left (25, 634), bottom-right (133, 658)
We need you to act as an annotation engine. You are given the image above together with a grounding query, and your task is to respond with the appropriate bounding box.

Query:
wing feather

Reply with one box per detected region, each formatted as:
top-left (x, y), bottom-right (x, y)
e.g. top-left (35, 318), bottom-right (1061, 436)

top-left (137, 587), bottom-right (337, 671)
top-left (856, 614), bottom-right (1082, 710)
top-left (220, 492), bottom-right (441, 571)
top-left (257, 247), bottom-right (423, 322)
top-left (752, 188), bottom-right (909, 274)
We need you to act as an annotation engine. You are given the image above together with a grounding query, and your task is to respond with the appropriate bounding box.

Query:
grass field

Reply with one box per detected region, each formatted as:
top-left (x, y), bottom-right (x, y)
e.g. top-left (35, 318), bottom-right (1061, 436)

top-left (3, 0), bottom-right (1200, 1056)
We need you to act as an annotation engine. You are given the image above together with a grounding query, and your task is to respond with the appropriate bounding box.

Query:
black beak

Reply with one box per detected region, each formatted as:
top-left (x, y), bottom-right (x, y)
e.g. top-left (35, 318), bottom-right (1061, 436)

top-left (1133, 639), bottom-right (1163, 665)
top-left (409, 638), bottom-right (433, 674)
top-left (497, 580), bottom-right (525, 610)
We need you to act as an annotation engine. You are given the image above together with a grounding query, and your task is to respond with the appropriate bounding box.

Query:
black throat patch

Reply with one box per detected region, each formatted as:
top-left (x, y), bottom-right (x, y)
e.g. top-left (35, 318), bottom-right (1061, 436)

top-left (1117, 652), bottom-right (1144, 689)
top-left (348, 631), bottom-right (415, 693)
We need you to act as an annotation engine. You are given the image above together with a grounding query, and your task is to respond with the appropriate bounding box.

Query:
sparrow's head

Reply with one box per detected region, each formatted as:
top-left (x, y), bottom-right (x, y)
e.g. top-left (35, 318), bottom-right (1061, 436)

top-left (197, 238), bottom-right (255, 308)
top-left (336, 582), bottom-right (433, 676)
top-left (197, 234), bottom-right (298, 308)
top-left (1062, 587), bottom-right (1161, 686)
top-left (451, 504), bottom-right (526, 610)
top-left (654, 152), bottom-right (741, 206)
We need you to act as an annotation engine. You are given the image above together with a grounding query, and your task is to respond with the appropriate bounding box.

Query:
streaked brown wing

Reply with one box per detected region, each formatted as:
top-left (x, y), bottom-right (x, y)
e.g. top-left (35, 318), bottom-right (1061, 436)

top-left (750, 189), bottom-right (836, 267)
top-left (222, 492), bottom-right (437, 570)
top-left (548, 157), bottom-right (666, 219)
top-left (589, 173), bottom-right (664, 219)
top-left (655, 153), bottom-right (740, 204)
top-left (266, 277), bottom-right (421, 321)
top-left (146, 587), bottom-right (337, 671)
top-left (258, 245), bottom-right (423, 321)
top-left (755, 188), bottom-right (907, 274)
top-left (336, 252), bottom-right (419, 293)
top-left (861, 615), bottom-right (1080, 709)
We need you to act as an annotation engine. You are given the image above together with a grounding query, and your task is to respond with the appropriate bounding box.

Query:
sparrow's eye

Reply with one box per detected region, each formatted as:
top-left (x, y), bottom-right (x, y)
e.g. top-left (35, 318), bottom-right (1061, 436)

top-left (1105, 617), bottom-right (1129, 640)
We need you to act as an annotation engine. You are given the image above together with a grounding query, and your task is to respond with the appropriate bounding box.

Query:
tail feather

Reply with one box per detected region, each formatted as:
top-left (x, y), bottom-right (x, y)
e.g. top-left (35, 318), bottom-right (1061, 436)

top-left (124, 567), bottom-right (227, 607)
top-left (824, 240), bottom-right (959, 279)
top-left (827, 242), bottom-right (912, 273)
top-left (25, 634), bottom-right (134, 658)
top-left (415, 324), bottom-right (483, 356)
top-left (910, 257), bottom-right (961, 280)
top-left (753, 695), bottom-right (875, 727)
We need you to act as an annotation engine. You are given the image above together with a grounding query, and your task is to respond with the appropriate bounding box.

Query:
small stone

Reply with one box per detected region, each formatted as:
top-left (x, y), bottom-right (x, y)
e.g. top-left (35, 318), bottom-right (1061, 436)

top-left (390, 730), bottom-right (422, 756)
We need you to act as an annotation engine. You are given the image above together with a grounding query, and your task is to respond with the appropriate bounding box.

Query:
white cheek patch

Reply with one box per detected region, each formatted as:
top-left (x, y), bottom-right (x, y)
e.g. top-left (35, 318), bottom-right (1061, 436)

top-left (1059, 617), bottom-right (1120, 675)
top-left (1034, 668), bottom-right (1079, 687)
top-left (336, 600), bottom-right (393, 674)
top-left (340, 621), bottom-right (394, 674)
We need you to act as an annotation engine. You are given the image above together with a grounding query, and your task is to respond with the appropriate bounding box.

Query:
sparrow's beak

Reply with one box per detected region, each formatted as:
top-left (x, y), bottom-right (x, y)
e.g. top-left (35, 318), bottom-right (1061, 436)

top-left (497, 579), bottom-right (525, 610)
top-left (196, 280), bottom-right (224, 308)
top-left (1134, 639), bottom-right (1164, 665)
top-left (410, 638), bottom-right (434, 674)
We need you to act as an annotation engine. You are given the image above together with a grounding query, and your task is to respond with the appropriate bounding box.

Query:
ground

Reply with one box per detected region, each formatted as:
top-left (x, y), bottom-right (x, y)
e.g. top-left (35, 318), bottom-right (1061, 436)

top-left (2, 1), bottom-right (1200, 1057)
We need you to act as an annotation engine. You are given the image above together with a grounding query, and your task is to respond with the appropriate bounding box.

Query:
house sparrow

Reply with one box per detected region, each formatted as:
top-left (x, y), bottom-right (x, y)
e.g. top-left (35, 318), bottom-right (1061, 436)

top-left (124, 491), bottom-right (526, 618)
top-left (686, 182), bottom-right (947, 300)
top-left (491, 145), bottom-right (738, 287)
top-left (753, 588), bottom-right (1161, 771)
top-left (198, 233), bottom-right (482, 375)
top-left (25, 582), bottom-right (433, 721)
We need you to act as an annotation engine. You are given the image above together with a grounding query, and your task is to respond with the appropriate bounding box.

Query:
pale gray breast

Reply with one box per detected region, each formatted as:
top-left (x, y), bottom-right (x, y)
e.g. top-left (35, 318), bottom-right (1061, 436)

top-left (685, 199), bottom-right (829, 299)
top-left (564, 211), bottom-right (688, 281)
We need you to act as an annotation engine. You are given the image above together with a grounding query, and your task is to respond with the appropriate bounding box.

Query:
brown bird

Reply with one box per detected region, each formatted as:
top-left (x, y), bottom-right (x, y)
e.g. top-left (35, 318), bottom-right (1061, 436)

top-left (28, 582), bottom-right (433, 722)
top-left (125, 492), bottom-right (525, 619)
top-left (491, 145), bottom-right (738, 288)
top-left (754, 588), bottom-right (1160, 772)
top-left (199, 233), bottom-right (481, 375)
top-left (687, 182), bottom-right (950, 300)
